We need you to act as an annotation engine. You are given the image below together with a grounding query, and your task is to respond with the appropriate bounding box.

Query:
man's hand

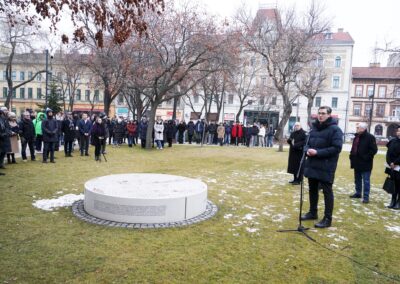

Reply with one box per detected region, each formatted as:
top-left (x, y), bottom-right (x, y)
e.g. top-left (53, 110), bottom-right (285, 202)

top-left (390, 162), bottom-right (395, 169)
top-left (307, 148), bottom-right (317, 156)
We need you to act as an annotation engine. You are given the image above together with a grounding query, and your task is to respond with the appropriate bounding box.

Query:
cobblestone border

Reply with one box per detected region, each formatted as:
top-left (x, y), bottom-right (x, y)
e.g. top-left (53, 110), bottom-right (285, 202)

top-left (72, 199), bottom-right (218, 229)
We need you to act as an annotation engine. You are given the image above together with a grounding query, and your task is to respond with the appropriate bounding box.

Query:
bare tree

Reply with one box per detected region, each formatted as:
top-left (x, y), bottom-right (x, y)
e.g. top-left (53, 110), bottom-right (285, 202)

top-left (0, 19), bottom-right (47, 109)
top-left (296, 66), bottom-right (327, 128)
top-left (238, 1), bottom-right (330, 151)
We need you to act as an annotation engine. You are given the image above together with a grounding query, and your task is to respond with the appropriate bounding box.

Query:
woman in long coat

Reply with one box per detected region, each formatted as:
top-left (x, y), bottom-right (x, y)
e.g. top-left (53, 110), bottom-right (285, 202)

top-left (154, 118), bottom-right (164, 149)
top-left (7, 112), bottom-right (19, 164)
top-left (287, 122), bottom-right (306, 184)
top-left (385, 126), bottom-right (400, 209)
top-left (91, 117), bottom-right (106, 161)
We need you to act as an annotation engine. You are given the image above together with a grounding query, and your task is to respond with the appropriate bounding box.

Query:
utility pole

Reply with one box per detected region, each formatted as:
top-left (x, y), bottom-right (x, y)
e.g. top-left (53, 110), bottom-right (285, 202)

top-left (368, 82), bottom-right (376, 132)
top-left (45, 49), bottom-right (49, 109)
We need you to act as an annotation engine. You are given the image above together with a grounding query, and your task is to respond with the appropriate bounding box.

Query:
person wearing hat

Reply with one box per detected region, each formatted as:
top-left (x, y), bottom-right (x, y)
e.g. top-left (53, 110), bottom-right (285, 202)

top-left (0, 107), bottom-right (11, 173)
top-left (7, 112), bottom-right (20, 164)
top-left (18, 111), bottom-right (36, 161)
top-left (41, 108), bottom-right (58, 163)
top-left (62, 112), bottom-right (76, 157)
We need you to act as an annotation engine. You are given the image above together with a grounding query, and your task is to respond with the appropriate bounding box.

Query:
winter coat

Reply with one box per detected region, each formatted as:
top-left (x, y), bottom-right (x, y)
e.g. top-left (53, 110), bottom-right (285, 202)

top-left (303, 117), bottom-right (343, 183)
top-left (154, 122), bottom-right (164, 141)
top-left (9, 120), bottom-right (20, 153)
top-left (231, 124), bottom-right (243, 138)
top-left (91, 122), bottom-right (106, 146)
top-left (225, 125), bottom-right (232, 135)
top-left (0, 115), bottom-right (11, 152)
top-left (113, 122), bottom-right (125, 141)
top-left (187, 121), bottom-right (195, 135)
top-left (195, 121), bottom-right (205, 133)
top-left (62, 118), bottom-right (76, 142)
top-left (259, 127), bottom-right (266, 137)
top-left (139, 121), bottom-right (148, 140)
top-left (18, 118), bottom-right (36, 141)
top-left (33, 112), bottom-right (46, 136)
top-left (287, 129), bottom-right (307, 175)
top-left (385, 137), bottom-right (400, 179)
top-left (217, 125), bottom-right (225, 139)
top-left (207, 124), bottom-right (217, 135)
top-left (42, 117), bottom-right (59, 143)
top-left (166, 121), bottom-right (175, 139)
top-left (177, 123), bottom-right (186, 134)
top-left (126, 122), bottom-right (137, 136)
top-left (251, 125), bottom-right (259, 136)
top-left (349, 131), bottom-right (377, 172)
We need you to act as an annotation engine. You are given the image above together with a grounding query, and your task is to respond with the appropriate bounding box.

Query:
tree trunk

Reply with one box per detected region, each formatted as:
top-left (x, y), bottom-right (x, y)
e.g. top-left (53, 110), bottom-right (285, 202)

top-left (172, 97), bottom-right (178, 120)
top-left (103, 88), bottom-right (112, 116)
top-left (145, 103), bottom-right (158, 149)
top-left (275, 103), bottom-right (292, 152)
top-left (236, 104), bottom-right (245, 123)
top-left (307, 97), bottom-right (313, 130)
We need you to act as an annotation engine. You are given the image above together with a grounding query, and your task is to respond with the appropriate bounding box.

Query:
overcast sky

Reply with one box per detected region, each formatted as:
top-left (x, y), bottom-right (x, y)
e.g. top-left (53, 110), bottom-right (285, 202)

top-left (197, 0), bottom-right (400, 67)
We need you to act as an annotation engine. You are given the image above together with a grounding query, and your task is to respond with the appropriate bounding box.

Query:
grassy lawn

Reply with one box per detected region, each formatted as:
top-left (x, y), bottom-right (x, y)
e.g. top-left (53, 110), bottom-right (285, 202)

top-left (0, 144), bottom-right (399, 283)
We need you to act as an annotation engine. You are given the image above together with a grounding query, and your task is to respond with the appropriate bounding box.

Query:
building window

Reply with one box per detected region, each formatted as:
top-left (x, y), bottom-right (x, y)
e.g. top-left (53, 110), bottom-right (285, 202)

top-left (2, 87), bottom-right (7, 98)
top-left (260, 96), bottom-right (265, 105)
top-left (166, 99), bottom-right (172, 105)
top-left (395, 87), bottom-right (400, 98)
top-left (271, 96), bottom-right (277, 105)
top-left (261, 77), bottom-right (267, 86)
top-left (20, 88), bottom-right (25, 99)
top-left (392, 106), bottom-right (400, 117)
top-left (250, 58), bottom-right (256, 66)
top-left (12, 89), bottom-right (16, 98)
top-left (332, 76), bottom-right (340, 88)
top-left (118, 94), bottom-right (124, 104)
top-left (378, 86), bottom-right (386, 98)
top-left (315, 97), bottom-right (321, 107)
top-left (11, 71), bottom-right (16, 80)
top-left (376, 104), bottom-right (385, 117)
top-left (367, 85), bottom-right (374, 97)
top-left (331, 97), bottom-right (338, 108)
top-left (20, 71), bottom-right (25, 81)
top-left (194, 94), bottom-right (199, 104)
top-left (364, 104), bottom-right (371, 116)
top-left (76, 89), bottom-right (81, 101)
top-left (37, 73), bottom-right (42, 81)
top-left (28, 71), bottom-right (33, 80)
top-left (85, 90), bottom-right (90, 101)
top-left (315, 57), bottom-right (324, 67)
top-left (94, 90), bottom-right (99, 102)
top-left (353, 104), bottom-right (361, 116)
top-left (28, 88), bottom-right (33, 99)
top-left (2, 71), bottom-right (5, 80)
top-left (335, 56), bottom-right (341, 68)
top-left (374, 125), bottom-right (383, 136)
top-left (228, 94), bottom-right (233, 104)
top-left (248, 100), bottom-right (253, 105)
top-left (37, 88), bottom-right (42, 99)
top-left (355, 85), bottom-right (363, 97)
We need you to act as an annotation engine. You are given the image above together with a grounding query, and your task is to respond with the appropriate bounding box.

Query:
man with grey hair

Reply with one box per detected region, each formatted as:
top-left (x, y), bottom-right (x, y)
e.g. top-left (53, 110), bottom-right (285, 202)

top-left (349, 122), bottom-right (377, 203)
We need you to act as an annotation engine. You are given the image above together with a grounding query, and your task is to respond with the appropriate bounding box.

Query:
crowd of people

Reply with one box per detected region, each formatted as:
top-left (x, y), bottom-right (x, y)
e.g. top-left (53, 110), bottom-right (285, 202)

top-left (1, 105), bottom-right (400, 224)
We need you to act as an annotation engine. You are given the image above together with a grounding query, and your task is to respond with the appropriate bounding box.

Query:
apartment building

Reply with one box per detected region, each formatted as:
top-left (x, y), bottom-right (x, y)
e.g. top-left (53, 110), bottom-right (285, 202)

top-left (349, 64), bottom-right (400, 138)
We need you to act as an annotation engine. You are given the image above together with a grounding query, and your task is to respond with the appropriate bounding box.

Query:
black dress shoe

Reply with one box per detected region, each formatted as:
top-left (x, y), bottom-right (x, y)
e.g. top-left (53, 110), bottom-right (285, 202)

top-left (315, 217), bottom-right (332, 228)
top-left (288, 180), bottom-right (295, 184)
top-left (291, 181), bottom-right (301, 185)
top-left (350, 193), bottom-right (362, 198)
top-left (301, 212), bottom-right (318, 221)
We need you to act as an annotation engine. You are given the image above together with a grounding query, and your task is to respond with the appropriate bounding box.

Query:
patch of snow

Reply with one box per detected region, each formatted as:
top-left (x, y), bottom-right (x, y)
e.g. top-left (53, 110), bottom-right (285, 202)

top-left (246, 227), bottom-right (259, 233)
top-left (243, 213), bottom-right (258, 220)
top-left (33, 194), bottom-right (84, 211)
top-left (385, 226), bottom-right (400, 233)
top-left (271, 214), bottom-right (289, 223)
top-left (224, 214), bottom-right (233, 219)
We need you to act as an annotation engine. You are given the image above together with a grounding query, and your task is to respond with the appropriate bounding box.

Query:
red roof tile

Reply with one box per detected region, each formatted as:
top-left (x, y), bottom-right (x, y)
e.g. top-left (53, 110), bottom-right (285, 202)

top-left (352, 67), bottom-right (400, 80)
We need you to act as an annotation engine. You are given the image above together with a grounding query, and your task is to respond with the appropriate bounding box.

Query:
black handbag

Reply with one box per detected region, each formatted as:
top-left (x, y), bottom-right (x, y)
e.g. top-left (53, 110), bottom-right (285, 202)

top-left (383, 175), bottom-right (396, 194)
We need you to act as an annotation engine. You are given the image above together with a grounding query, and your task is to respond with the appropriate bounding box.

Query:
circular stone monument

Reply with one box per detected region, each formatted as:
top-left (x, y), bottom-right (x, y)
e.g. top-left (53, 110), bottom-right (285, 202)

top-left (75, 174), bottom-right (217, 227)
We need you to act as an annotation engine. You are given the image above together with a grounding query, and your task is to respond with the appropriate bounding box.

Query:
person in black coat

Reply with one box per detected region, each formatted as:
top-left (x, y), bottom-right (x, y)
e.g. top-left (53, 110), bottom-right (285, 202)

top-left (385, 126), bottom-right (400, 209)
top-left (91, 116), bottom-right (106, 161)
top-left (62, 112), bottom-right (76, 157)
top-left (19, 111), bottom-right (36, 161)
top-left (349, 122), bottom-right (377, 203)
top-left (139, 117), bottom-right (148, 148)
top-left (165, 120), bottom-right (175, 147)
top-left (287, 122), bottom-right (306, 185)
top-left (41, 108), bottom-right (59, 163)
top-left (187, 120), bottom-right (195, 144)
top-left (177, 121), bottom-right (186, 144)
top-left (0, 107), bottom-right (11, 172)
top-left (302, 106), bottom-right (343, 228)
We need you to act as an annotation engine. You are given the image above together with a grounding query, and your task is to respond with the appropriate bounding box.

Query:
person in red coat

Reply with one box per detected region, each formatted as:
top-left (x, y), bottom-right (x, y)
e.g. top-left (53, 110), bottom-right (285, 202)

top-left (126, 119), bottom-right (137, 147)
top-left (231, 122), bottom-right (243, 146)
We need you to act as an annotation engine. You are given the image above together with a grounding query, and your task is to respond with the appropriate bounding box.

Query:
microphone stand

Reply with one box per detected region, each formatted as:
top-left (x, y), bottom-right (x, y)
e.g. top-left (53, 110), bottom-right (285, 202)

top-left (277, 132), bottom-right (315, 242)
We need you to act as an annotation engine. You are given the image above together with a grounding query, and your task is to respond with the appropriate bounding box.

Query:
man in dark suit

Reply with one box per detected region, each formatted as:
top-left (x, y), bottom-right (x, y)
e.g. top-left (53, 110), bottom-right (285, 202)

top-left (302, 106), bottom-right (343, 228)
top-left (349, 122), bottom-right (378, 203)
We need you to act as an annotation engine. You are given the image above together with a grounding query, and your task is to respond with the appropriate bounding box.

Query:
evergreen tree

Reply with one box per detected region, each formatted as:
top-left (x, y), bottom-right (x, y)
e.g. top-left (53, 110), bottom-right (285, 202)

top-left (37, 81), bottom-right (63, 113)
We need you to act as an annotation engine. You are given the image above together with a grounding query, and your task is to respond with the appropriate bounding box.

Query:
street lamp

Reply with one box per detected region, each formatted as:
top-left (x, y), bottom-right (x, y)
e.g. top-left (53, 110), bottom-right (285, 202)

top-left (45, 49), bottom-right (49, 109)
top-left (368, 82), bottom-right (376, 133)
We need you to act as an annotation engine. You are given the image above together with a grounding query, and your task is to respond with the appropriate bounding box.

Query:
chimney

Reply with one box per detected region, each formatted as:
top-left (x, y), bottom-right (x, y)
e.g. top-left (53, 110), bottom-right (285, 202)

top-left (369, 62), bottom-right (381, 68)
top-left (337, 28), bottom-right (344, 33)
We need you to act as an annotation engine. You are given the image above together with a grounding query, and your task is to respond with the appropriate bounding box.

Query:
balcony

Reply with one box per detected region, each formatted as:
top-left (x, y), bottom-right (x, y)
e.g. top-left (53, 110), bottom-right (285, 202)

top-left (387, 116), bottom-right (400, 122)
